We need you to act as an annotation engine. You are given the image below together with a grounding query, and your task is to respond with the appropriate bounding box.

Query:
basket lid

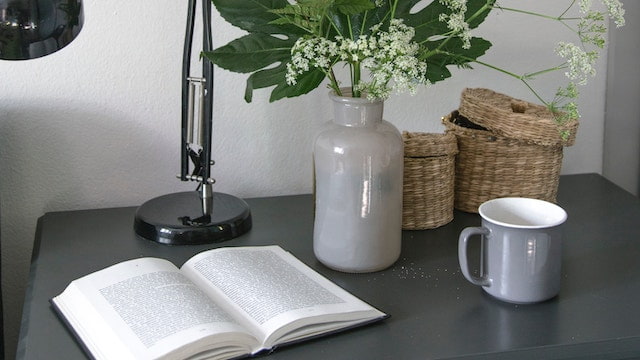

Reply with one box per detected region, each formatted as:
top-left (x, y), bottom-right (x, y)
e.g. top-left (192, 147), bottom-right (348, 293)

top-left (458, 88), bottom-right (578, 147)
top-left (403, 132), bottom-right (458, 157)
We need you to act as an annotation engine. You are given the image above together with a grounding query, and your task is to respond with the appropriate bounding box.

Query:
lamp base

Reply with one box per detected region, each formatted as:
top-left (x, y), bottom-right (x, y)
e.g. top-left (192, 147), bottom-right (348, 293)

top-left (134, 191), bottom-right (252, 245)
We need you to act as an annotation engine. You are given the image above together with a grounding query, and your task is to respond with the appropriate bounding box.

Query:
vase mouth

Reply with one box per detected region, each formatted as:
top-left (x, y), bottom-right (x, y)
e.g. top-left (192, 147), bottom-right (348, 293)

top-left (329, 88), bottom-right (381, 104)
top-left (329, 88), bottom-right (384, 127)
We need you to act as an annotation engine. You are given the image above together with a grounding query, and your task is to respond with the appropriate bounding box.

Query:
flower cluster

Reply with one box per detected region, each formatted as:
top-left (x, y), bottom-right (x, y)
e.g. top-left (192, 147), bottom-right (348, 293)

top-left (541, 0), bottom-right (625, 123)
top-left (600, 0), bottom-right (626, 27)
top-left (206, 0), bottom-right (626, 129)
top-left (287, 18), bottom-right (429, 100)
top-left (357, 20), bottom-right (429, 99)
top-left (439, 0), bottom-right (471, 49)
top-left (286, 37), bottom-right (338, 86)
top-left (555, 42), bottom-right (598, 86)
top-left (280, 0), bottom-right (627, 125)
top-left (473, 0), bottom-right (625, 126)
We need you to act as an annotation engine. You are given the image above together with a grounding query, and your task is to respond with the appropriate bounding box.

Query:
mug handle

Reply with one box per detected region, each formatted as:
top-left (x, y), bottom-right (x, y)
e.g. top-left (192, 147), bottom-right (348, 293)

top-left (458, 227), bottom-right (491, 287)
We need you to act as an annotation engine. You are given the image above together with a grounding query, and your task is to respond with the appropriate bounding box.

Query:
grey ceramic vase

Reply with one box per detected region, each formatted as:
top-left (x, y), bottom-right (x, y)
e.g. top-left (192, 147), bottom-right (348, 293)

top-left (313, 89), bottom-right (403, 273)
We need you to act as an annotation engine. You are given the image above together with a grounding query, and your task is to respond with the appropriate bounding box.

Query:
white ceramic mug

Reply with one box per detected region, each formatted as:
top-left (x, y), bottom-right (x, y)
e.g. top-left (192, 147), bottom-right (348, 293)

top-left (458, 197), bottom-right (568, 304)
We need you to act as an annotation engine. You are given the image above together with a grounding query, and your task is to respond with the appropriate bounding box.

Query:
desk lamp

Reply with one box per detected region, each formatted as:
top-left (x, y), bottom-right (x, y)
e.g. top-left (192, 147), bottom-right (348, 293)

top-left (133, 0), bottom-right (252, 245)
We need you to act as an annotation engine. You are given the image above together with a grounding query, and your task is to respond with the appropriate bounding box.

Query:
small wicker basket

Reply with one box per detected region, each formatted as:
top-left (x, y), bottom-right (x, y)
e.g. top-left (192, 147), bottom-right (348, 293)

top-left (402, 132), bottom-right (458, 229)
top-left (443, 88), bottom-right (579, 213)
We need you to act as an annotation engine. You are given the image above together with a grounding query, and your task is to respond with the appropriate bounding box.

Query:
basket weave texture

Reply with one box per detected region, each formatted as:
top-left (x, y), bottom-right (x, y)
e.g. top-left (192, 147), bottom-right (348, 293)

top-left (444, 88), bottom-right (578, 213)
top-left (402, 132), bottom-right (458, 229)
top-left (458, 88), bottom-right (579, 147)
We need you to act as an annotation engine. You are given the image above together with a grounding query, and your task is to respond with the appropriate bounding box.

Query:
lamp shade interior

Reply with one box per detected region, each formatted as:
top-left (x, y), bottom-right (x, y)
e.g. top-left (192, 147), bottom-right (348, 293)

top-left (0, 0), bottom-right (83, 60)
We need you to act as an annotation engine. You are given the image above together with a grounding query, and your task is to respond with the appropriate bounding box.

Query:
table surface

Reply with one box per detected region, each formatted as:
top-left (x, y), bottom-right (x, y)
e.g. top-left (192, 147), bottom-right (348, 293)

top-left (17, 173), bottom-right (640, 360)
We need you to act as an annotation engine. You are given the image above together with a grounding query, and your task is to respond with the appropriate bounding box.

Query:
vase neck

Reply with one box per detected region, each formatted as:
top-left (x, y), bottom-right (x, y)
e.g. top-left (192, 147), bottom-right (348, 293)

top-left (330, 93), bottom-right (384, 127)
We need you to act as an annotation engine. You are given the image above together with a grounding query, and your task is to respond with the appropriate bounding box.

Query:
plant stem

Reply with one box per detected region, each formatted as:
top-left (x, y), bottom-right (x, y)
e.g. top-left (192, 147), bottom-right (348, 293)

top-left (328, 68), bottom-right (342, 96)
top-left (360, 10), bottom-right (369, 35)
top-left (495, 6), bottom-right (566, 21)
top-left (466, 0), bottom-right (496, 25)
top-left (347, 15), bottom-right (354, 40)
top-left (389, 0), bottom-right (398, 20)
top-left (352, 62), bottom-right (362, 97)
top-left (471, 58), bottom-right (522, 79)
top-left (525, 65), bottom-right (568, 79)
top-left (559, 0), bottom-right (578, 18)
top-left (469, 58), bottom-right (549, 105)
top-left (495, 6), bottom-right (579, 33)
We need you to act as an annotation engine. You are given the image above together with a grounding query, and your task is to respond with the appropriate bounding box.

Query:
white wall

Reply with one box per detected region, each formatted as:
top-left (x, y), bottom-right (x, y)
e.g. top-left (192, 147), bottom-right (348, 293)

top-left (604, 1), bottom-right (640, 196)
top-left (0, 0), bottom-right (612, 357)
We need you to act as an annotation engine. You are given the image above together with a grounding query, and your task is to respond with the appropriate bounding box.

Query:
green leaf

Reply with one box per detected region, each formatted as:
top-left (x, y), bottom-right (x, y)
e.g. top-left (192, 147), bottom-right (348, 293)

top-left (203, 33), bottom-right (295, 74)
top-left (266, 0), bottom-right (376, 35)
top-left (423, 37), bottom-right (492, 83)
top-left (204, 33), bottom-right (326, 102)
top-left (268, 1), bottom-right (325, 34)
top-left (212, 0), bottom-right (305, 35)
top-left (433, 36), bottom-right (492, 62)
top-left (401, 0), bottom-right (496, 43)
top-left (425, 61), bottom-right (452, 83)
top-left (334, 0), bottom-right (376, 15)
top-left (269, 69), bottom-right (326, 102)
top-left (403, 1), bottom-right (449, 41)
top-left (327, 2), bottom-right (389, 40)
top-left (243, 64), bottom-right (285, 102)
top-left (243, 65), bottom-right (325, 102)
top-left (211, 0), bottom-right (333, 101)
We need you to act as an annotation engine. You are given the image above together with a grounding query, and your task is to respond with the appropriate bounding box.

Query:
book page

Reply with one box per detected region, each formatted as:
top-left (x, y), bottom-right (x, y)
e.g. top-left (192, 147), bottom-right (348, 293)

top-left (52, 258), bottom-right (257, 360)
top-left (182, 246), bottom-right (386, 350)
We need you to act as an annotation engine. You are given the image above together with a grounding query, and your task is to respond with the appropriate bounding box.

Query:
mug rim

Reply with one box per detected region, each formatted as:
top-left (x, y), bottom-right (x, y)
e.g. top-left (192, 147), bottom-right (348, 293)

top-left (479, 197), bottom-right (567, 229)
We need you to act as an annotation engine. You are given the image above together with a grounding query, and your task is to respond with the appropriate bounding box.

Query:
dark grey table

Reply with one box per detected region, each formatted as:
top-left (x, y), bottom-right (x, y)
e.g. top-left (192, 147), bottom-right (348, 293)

top-left (17, 174), bottom-right (640, 359)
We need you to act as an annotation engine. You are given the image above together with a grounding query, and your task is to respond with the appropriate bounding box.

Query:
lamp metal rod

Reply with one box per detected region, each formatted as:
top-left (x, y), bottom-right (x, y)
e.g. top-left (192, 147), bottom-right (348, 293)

top-left (180, 0), bottom-right (197, 181)
top-left (187, 81), bottom-right (196, 144)
top-left (197, 79), bottom-right (206, 147)
top-left (180, 0), bottom-right (216, 217)
top-left (200, 0), bottom-right (214, 185)
top-left (199, 0), bottom-right (215, 215)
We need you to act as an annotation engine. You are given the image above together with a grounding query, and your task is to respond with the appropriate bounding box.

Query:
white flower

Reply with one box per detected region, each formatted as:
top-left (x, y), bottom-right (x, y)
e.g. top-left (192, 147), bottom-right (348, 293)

top-left (440, 0), bottom-right (467, 12)
top-left (357, 19), bottom-right (429, 99)
top-left (285, 14), bottom-right (431, 99)
top-left (438, 0), bottom-right (471, 49)
top-left (555, 42), bottom-right (598, 85)
top-left (601, 0), bottom-right (625, 27)
top-left (579, 0), bottom-right (593, 13)
top-left (447, 13), bottom-right (471, 49)
top-left (285, 63), bottom-right (298, 85)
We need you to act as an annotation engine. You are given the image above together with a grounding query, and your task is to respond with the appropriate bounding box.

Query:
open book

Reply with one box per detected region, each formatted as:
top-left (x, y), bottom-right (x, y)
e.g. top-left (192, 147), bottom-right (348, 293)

top-left (52, 245), bottom-right (387, 360)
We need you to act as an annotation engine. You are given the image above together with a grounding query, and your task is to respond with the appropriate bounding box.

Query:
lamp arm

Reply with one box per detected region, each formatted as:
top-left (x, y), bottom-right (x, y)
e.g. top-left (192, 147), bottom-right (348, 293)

top-left (180, 0), bottom-right (216, 191)
top-left (180, 0), bottom-right (197, 181)
top-left (201, 0), bottom-right (214, 184)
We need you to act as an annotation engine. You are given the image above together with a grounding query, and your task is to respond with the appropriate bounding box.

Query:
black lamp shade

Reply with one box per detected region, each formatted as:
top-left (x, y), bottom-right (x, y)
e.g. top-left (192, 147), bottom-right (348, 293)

top-left (0, 0), bottom-right (83, 60)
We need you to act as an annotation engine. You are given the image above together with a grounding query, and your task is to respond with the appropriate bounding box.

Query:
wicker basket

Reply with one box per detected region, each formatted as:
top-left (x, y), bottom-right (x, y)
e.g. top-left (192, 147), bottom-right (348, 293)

top-left (402, 132), bottom-right (458, 229)
top-left (443, 88), bottom-right (579, 213)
